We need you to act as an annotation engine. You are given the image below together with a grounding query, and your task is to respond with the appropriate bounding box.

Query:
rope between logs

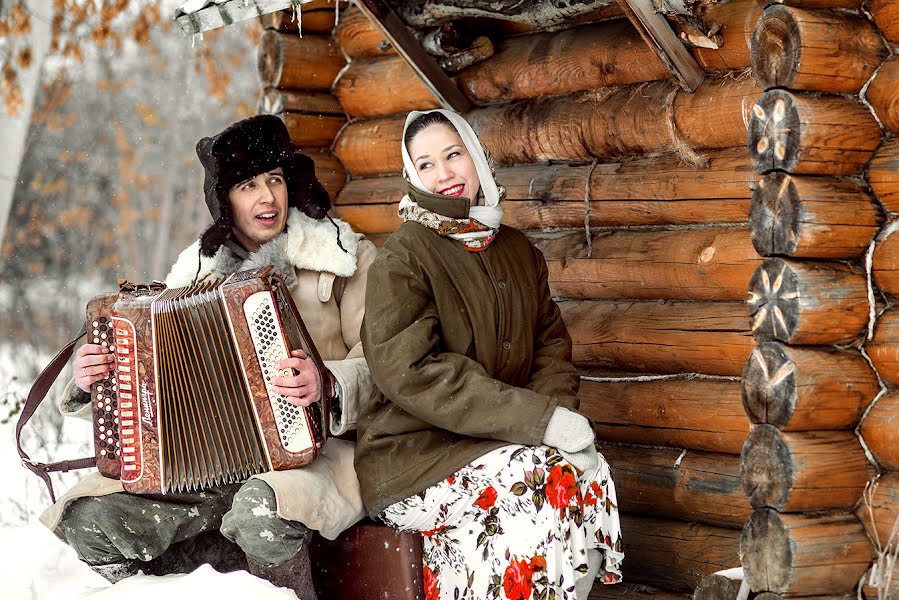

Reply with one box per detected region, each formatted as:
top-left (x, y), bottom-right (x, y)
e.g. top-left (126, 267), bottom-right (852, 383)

top-left (866, 219), bottom-right (899, 341)
top-left (580, 373), bottom-right (740, 383)
top-left (856, 345), bottom-right (890, 471)
top-left (584, 159), bottom-right (597, 259)
top-left (664, 86), bottom-right (706, 168)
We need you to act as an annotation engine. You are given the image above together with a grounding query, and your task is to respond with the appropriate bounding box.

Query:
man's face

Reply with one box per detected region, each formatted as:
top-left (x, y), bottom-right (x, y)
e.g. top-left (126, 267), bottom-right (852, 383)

top-left (228, 167), bottom-right (289, 252)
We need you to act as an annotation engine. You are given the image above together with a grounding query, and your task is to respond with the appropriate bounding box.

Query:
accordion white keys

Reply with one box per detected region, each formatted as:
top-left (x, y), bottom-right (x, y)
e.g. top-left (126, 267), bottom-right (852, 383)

top-left (86, 267), bottom-right (332, 494)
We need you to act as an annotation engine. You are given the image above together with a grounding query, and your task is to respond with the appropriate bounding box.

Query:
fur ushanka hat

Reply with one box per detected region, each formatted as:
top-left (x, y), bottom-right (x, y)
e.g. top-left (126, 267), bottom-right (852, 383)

top-left (196, 114), bottom-right (331, 257)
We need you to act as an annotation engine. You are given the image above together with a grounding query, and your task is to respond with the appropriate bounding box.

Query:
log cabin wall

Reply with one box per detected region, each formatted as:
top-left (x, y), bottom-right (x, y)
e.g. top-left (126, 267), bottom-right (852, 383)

top-left (324, 1), bottom-right (767, 596)
top-left (257, 1), bottom-right (348, 198)
top-left (252, 0), bottom-right (897, 597)
top-left (735, 0), bottom-right (899, 599)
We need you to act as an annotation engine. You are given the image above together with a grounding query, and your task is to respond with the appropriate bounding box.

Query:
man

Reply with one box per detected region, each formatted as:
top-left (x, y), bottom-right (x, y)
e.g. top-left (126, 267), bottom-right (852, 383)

top-left (40, 115), bottom-right (376, 599)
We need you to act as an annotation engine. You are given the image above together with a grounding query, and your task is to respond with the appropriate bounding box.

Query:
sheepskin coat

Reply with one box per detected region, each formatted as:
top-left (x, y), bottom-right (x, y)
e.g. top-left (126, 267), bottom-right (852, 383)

top-left (43, 208), bottom-right (377, 540)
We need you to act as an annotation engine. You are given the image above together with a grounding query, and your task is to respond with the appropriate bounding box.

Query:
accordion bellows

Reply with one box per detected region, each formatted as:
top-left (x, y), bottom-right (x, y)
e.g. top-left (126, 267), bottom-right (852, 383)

top-left (88, 267), bottom-right (329, 494)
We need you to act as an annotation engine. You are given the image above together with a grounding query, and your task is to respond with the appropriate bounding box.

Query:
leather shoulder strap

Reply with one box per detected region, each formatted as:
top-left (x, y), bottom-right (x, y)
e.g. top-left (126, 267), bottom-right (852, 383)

top-left (16, 323), bottom-right (97, 503)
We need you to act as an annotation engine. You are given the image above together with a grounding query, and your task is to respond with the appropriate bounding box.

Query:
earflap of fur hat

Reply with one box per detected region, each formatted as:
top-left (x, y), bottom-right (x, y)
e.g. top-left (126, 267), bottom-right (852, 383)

top-left (285, 151), bottom-right (331, 220)
top-left (195, 136), bottom-right (220, 220)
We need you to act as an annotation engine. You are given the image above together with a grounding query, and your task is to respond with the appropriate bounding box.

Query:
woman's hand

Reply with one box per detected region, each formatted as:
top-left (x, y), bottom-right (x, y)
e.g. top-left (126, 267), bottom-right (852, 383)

top-left (73, 343), bottom-right (115, 393)
top-left (273, 349), bottom-right (322, 407)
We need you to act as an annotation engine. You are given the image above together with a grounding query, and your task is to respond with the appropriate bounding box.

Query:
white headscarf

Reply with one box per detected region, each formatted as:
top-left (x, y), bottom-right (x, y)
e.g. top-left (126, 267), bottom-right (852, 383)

top-left (399, 109), bottom-right (504, 235)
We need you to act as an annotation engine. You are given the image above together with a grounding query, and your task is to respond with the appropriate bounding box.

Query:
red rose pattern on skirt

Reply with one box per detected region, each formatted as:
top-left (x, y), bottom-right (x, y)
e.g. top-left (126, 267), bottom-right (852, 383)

top-left (380, 445), bottom-right (623, 600)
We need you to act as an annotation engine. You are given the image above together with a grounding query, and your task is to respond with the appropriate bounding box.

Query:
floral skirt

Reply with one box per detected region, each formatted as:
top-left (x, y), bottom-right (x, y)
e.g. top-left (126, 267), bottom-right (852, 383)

top-left (380, 445), bottom-right (623, 600)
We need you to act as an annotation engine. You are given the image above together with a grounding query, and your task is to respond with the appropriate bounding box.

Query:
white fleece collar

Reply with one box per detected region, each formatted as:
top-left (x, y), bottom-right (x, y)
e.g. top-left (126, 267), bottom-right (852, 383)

top-left (165, 208), bottom-right (359, 288)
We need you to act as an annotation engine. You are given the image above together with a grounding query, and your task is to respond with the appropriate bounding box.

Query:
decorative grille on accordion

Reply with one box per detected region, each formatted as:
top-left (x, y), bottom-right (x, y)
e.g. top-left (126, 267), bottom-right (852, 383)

top-left (87, 267), bottom-right (329, 494)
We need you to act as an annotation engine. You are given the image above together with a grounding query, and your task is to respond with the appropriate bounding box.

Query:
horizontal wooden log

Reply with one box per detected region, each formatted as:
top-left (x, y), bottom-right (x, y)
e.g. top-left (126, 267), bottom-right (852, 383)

top-left (742, 342), bottom-right (877, 431)
top-left (866, 56), bottom-right (899, 136)
top-left (334, 77), bottom-right (760, 176)
top-left (685, 0), bottom-right (762, 71)
top-left (535, 227), bottom-right (760, 301)
top-left (670, 77), bottom-right (760, 152)
top-left (741, 425), bottom-right (872, 512)
top-left (333, 6), bottom-right (394, 59)
top-left (869, 139), bottom-right (899, 215)
top-left (740, 509), bottom-right (873, 595)
top-left (867, 310), bottom-right (899, 388)
top-left (257, 87), bottom-right (344, 115)
top-left (753, 594), bottom-right (854, 600)
top-left (756, 0), bottom-right (863, 8)
top-left (581, 378), bottom-right (749, 455)
top-left (282, 112), bottom-right (346, 148)
top-left (751, 5), bottom-right (885, 93)
top-left (748, 89), bottom-right (882, 176)
top-left (692, 572), bottom-right (743, 600)
top-left (872, 0), bottom-right (899, 44)
top-left (860, 391), bottom-right (899, 471)
top-left (259, 2), bottom-right (338, 33)
top-left (590, 583), bottom-right (690, 599)
top-left (258, 30), bottom-right (345, 90)
top-left (334, 55), bottom-right (439, 118)
top-left (620, 515), bottom-right (741, 592)
top-left (747, 258), bottom-right (869, 345)
top-left (306, 150), bottom-right (347, 198)
top-left (601, 444), bottom-right (750, 528)
top-left (873, 225), bottom-right (899, 299)
top-left (857, 472), bottom-right (899, 553)
top-left (561, 300), bottom-right (753, 376)
top-left (749, 172), bottom-right (882, 259)
top-left (334, 147), bottom-right (756, 230)
top-left (452, 0), bottom-right (759, 97)
top-left (455, 19), bottom-right (668, 104)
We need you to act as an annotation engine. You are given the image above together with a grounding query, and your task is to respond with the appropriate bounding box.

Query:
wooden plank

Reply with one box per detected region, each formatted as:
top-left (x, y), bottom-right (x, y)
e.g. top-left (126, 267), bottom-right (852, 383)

top-left (616, 0), bottom-right (705, 92)
top-left (353, 0), bottom-right (472, 112)
top-left (176, 0), bottom-right (303, 36)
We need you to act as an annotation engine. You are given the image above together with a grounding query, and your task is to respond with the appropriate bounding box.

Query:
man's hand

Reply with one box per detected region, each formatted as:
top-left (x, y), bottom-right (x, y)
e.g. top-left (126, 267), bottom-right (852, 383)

top-left (273, 349), bottom-right (322, 407)
top-left (73, 343), bottom-right (115, 393)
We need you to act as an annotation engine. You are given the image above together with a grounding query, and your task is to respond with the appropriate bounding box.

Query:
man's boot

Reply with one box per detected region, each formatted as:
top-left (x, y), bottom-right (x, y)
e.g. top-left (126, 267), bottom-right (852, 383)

top-left (246, 542), bottom-right (319, 600)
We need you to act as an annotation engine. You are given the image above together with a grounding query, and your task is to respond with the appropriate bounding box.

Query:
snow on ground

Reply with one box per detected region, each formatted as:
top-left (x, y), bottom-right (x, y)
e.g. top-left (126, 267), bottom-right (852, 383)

top-left (3, 420), bottom-right (298, 600)
top-left (0, 523), bottom-right (297, 600)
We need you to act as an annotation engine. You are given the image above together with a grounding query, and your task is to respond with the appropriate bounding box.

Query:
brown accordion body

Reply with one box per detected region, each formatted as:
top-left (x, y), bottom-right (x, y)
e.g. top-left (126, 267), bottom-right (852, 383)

top-left (86, 267), bottom-right (329, 494)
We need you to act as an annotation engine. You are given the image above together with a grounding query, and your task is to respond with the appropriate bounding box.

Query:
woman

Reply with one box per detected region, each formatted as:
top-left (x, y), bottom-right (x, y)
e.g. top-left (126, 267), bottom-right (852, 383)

top-left (356, 109), bottom-right (623, 600)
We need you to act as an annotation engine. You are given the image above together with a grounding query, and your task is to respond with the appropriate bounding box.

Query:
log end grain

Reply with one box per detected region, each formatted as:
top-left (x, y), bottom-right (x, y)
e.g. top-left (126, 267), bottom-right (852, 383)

top-left (869, 138), bottom-right (899, 214)
top-left (867, 310), bottom-right (899, 388)
top-left (747, 258), bottom-right (800, 342)
top-left (742, 341), bottom-right (796, 428)
top-left (751, 5), bottom-right (800, 91)
top-left (741, 424), bottom-right (793, 510)
top-left (749, 172), bottom-right (800, 256)
top-left (740, 508), bottom-right (793, 593)
top-left (866, 55), bottom-right (899, 135)
top-left (748, 90), bottom-right (800, 173)
top-left (692, 573), bottom-right (742, 600)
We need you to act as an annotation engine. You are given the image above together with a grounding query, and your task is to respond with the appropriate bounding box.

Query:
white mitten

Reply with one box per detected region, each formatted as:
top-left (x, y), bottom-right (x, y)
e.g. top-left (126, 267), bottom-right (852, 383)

top-left (542, 406), bottom-right (594, 452)
top-left (560, 445), bottom-right (600, 474)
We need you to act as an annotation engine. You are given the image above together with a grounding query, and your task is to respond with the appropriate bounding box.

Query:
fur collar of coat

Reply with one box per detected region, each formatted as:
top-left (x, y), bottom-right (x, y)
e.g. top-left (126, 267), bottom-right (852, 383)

top-left (166, 208), bottom-right (359, 288)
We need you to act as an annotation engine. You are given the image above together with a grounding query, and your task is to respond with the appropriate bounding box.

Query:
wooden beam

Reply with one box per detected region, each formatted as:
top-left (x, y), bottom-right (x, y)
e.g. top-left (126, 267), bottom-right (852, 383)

top-left (615, 0), bottom-right (705, 92)
top-left (353, 0), bottom-right (473, 113)
top-left (175, 0), bottom-right (311, 36)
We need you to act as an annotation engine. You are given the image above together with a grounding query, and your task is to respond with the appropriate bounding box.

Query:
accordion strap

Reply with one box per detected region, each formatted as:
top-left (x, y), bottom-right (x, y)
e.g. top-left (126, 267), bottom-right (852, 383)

top-left (16, 323), bottom-right (96, 503)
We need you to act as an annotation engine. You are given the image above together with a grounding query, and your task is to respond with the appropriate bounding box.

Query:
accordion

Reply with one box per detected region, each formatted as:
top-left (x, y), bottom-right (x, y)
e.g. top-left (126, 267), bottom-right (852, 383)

top-left (86, 267), bottom-right (331, 495)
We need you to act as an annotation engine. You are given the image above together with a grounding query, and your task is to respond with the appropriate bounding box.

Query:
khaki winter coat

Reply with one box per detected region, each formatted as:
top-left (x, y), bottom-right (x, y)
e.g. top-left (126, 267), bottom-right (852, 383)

top-left (356, 212), bottom-right (580, 517)
top-left (42, 209), bottom-right (376, 540)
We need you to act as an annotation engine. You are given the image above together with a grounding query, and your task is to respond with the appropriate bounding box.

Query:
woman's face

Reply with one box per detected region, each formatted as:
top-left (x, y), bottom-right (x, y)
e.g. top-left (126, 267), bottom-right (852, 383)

top-left (407, 123), bottom-right (481, 204)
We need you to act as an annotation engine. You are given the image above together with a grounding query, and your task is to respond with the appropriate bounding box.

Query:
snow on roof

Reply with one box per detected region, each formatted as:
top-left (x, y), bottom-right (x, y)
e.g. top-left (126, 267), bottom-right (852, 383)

top-left (175, 0), bottom-right (230, 17)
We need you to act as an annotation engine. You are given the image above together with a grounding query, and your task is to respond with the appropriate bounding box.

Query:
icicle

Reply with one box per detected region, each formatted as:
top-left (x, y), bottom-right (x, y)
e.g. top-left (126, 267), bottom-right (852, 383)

top-left (334, 0), bottom-right (340, 27)
top-left (298, 2), bottom-right (302, 38)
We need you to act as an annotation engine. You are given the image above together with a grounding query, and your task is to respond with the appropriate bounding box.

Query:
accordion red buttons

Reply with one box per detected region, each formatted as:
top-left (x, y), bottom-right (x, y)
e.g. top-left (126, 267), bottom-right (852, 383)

top-left (87, 267), bottom-right (330, 494)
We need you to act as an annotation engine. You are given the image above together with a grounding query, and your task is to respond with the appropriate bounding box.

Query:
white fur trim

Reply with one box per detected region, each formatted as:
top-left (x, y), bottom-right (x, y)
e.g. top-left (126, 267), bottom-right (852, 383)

top-left (165, 208), bottom-right (359, 288)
